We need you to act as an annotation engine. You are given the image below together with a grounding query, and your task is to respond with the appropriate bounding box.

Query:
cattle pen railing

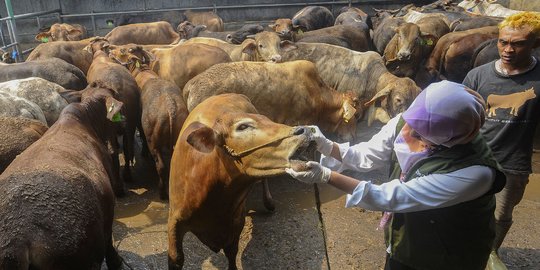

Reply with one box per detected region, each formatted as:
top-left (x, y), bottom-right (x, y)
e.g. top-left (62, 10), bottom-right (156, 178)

top-left (1, 0), bottom-right (432, 62)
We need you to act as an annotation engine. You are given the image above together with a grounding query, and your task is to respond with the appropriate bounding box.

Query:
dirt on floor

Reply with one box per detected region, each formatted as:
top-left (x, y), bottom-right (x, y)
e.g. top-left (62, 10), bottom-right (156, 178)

top-left (104, 132), bottom-right (540, 270)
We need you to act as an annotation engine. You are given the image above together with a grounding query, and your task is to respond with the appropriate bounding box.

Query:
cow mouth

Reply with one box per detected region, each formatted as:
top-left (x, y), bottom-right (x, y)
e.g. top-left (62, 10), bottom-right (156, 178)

top-left (288, 140), bottom-right (316, 170)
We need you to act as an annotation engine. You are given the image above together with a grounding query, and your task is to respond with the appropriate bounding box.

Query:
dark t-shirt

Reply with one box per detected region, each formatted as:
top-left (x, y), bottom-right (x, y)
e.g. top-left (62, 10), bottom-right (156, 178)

top-left (463, 60), bottom-right (540, 174)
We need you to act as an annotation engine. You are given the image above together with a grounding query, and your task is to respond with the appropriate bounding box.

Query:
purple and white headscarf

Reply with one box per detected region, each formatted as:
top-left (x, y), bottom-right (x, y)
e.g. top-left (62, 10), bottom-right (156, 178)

top-left (402, 80), bottom-right (486, 147)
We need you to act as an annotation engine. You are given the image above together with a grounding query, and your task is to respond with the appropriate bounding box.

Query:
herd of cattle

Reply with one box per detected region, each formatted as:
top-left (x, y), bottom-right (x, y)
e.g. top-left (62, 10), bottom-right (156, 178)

top-left (0, 0), bottom-right (534, 269)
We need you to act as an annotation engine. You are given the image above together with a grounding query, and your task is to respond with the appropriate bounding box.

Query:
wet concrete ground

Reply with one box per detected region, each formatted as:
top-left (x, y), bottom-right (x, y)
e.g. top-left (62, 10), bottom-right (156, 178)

top-left (104, 131), bottom-right (540, 270)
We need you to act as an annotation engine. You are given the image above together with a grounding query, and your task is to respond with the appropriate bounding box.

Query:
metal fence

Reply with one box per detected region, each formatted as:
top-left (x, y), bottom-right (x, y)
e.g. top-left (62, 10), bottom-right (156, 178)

top-left (0, 0), bottom-right (431, 62)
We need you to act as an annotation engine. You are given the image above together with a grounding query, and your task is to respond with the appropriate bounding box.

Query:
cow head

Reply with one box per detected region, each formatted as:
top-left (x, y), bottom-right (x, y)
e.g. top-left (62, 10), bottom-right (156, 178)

top-left (108, 44), bottom-right (155, 69)
top-left (269, 18), bottom-right (300, 40)
top-left (176, 21), bottom-right (207, 40)
top-left (80, 84), bottom-right (125, 139)
top-left (84, 37), bottom-right (111, 55)
top-left (226, 24), bottom-right (264, 44)
top-left (35, 23), bottom-right (84, 42)
top-left (185, 95), bottom-right (312, 177)
top-left (364, 77), bottom-right (421, 126)
top-left (242, 31), bottom-right (297, 63)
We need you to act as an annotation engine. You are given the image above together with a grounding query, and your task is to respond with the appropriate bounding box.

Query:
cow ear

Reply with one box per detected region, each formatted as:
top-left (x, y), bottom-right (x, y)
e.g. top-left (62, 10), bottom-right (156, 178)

top-left (35, 32), bottom-right (51, 42)
top-left (420, 33), bottom-right (436, 47)
top-left (241, 39), bottom-right (257, 56)
top-left (268, 23), bottom-right (276, 30)
top-left (280, 40), bottom-right (297, 51)
top-left (67, 29), bottom-right (82, 40)
top-left (105, 97), bottom-right (124, 122)
top-left (364, 84), bottom-right (392, 108)
top-left (186, 122), bottom-right (219, 153)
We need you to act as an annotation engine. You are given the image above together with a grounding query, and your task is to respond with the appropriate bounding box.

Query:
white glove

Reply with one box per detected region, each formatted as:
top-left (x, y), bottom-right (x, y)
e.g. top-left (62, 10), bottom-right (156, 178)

top-left (285, 161), bottom-right (331, 184)
top-left (306, 125), bottom-right (334, 156)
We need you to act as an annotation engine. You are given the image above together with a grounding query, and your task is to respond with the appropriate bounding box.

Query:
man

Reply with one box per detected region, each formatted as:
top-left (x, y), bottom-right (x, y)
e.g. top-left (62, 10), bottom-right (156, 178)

top-left (287, 80), bottom-right (505, 270)
top-left (462, 11), bottom-right (540, 266)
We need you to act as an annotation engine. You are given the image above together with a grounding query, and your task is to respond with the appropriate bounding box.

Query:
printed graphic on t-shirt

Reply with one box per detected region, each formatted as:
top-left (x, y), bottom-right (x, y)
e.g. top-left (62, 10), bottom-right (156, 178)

top-left (486, 87), bottom-right (536, 117)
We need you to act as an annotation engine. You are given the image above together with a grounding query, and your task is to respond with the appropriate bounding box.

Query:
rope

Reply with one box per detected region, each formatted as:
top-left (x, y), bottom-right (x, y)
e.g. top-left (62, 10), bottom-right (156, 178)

top-left (223, 132), bottom-right (296, 158)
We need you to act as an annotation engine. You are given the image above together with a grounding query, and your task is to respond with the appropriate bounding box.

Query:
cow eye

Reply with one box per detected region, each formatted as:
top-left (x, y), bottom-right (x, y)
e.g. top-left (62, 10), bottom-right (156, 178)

top-left (237, 123), bottom-right (252, 131)
top-left (258, 44), bottom-right (263, 48)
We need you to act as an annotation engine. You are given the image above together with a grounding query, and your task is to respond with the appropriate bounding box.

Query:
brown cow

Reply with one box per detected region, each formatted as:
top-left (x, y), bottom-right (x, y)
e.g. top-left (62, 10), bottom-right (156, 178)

top-left (0, 87), bottom-right (123, 269)
top-left (250, 31), bottom-right (421, 126)
top-left (0, 116), bottom-right (47, 173)
top-left (383, 16), bottom-right (449, 78)
top-left (35, 23), bottom-right (87, 42)
top-left (26, 37), bottom-right (104, 75)
top-left (104, 21), bottom-right (180, 45)
top-left (85, 40), bottom-right (143, 195)
top-left (183, 60), bottom-right (360, 143)
top-left (421, 25), bottom-right (498, 86)
top-left (168, 93), bottom-right (312, 270)
top-left (182, 37), bottom-right (257, 61)
top-left (184, 10), bottom-right (224, 32)
top-left (291, 6), bottom-right (334, 32)
top-left (149, 43), bottom-right (232, 90)
top-left (109, 44), bottom-right (189, 200)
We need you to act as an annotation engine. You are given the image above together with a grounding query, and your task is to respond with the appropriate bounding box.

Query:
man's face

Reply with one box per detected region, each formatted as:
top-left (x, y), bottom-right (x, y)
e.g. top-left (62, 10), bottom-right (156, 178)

top-left (497, 26), bottom-right (538, 67)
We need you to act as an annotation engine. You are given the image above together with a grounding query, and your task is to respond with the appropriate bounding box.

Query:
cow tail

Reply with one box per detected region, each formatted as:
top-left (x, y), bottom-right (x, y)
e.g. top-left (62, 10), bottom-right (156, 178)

top-left (437, 44), bottom-right (450, 81)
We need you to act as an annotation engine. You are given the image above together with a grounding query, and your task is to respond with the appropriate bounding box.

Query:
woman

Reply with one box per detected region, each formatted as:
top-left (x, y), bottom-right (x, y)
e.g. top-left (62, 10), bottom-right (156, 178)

top-left (287, 80), bottom-right (506, 270)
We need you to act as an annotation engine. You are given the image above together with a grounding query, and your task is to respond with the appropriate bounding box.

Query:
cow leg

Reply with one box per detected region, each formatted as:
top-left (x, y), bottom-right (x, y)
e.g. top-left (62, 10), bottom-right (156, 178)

top-left (224, 221), bottom-right (243, 270)
top-left (154, 151), bottom-right (169, 200)
top-left (168, 219), bottom-right (186, 270)
top-left (105, 235), bottom-right (122, 270)
top-left (122, 128), bottom-right (135, 183)
top-left (262, 179), bottom-right (275, 211)
top-left (109, 136), bottom-right (125, 197)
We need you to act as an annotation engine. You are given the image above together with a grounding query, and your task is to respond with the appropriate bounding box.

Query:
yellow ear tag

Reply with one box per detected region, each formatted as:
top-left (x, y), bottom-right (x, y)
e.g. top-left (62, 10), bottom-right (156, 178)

top-left (135, 61), bottom-right (140, 68)
top-left (343, 101), bottom-right (357, 123)
top-left (425, 38), bottom-right (433, 46)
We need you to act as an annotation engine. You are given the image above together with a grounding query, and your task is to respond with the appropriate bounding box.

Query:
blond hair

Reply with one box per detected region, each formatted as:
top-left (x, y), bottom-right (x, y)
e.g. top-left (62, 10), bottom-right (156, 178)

top-left (499, 11), bottom-right (540, 36)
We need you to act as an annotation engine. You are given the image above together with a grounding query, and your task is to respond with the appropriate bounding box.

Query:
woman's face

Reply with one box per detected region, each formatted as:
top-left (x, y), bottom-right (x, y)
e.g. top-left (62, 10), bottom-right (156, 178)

top-left (409, 127), bottom-right (436, 148)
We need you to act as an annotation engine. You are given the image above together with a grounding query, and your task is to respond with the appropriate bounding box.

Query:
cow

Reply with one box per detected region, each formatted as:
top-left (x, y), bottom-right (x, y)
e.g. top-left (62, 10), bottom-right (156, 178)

top-left (108, 44), bottom-right (189, 200)
top-left (85, 39), bottom-right (143, 195)
top-left (168, 93), bottom-right (312, 270)
top-left (249, 31), bottom-right (421, 126)
top-left (0, 77), bottom-right (68, 126)
top-left (184, 10), bottom-right (224, 32)
top-left (0, 116), bottom-right (47, 173)
top-left (421, 25), bottom-right (499, 86)
top-left (149, 43), bottom-right (232, 90)
top-left (402, 10), bottom-right (452, 27)
top-left (450, 16), bottom-right (502, 32)
top-left (25, 37), bottom-right (102, 75)
top-left (184, 60), bottom-right (360, 142)
top-left (114, 10), bottom-right (187, 28)
top-left (383, 16), bottom-right (449, 78)
top-left (104, 21), bottom-right (180, 45)
top-left (0, 91), bottom-right (47, 125)
top-left (335, 6), bottom-right (372, 29)
top-left (458, 0), bottom-right (521, 17)
top-left (226, 24), bottom-right (265, 44)
top-left (181, 37), bottom-right (256, 61)
top-left (291, 6), bottom-right (334, 32)
top-left (177, 21), bottom-right (264, 44)
top-left (35, 23), bottom-right (87, 42)
top-left (373, 16), bottom-right (405, 54)
top-left (0, 87), bottom-right (123, 270)
top-left (0, 58), bottom-right (87, 90)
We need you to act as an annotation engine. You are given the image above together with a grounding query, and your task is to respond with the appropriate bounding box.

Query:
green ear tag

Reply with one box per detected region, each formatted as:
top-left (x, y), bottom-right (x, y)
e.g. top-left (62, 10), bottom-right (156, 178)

top-left (112, 112), bottom-right (123, 122)
top-left (425, 39), bottom-right (433, 46)
top-left (41, 37), bottom-right (49, 43)
top-left (298, 29), bottom-right (303, 35)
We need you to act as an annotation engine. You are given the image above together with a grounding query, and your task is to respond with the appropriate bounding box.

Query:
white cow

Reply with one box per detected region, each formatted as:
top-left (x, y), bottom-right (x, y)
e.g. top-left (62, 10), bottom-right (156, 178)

top-left (458, 0), bottom-right (521, 17)
top-left (0, 91), bottom-right (47, 125)
top-left (0, 77), bottom-right (68, 126)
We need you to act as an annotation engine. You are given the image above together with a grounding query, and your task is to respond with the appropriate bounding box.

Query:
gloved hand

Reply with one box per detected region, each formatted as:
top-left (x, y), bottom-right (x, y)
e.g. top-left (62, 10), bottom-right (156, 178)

top-left (306, 125), bottom-right (334, 156)
top-left (285, 161), bottom-right (331, 184)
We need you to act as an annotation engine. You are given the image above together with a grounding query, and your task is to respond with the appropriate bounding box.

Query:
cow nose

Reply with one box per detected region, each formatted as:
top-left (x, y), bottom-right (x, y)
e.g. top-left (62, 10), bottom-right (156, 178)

top-left (397, 52), bottom-right (411, 61)
top-left (270, 55), bottom-right (282, 63)
top-left (293, 126), bottom-right (306, 136)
